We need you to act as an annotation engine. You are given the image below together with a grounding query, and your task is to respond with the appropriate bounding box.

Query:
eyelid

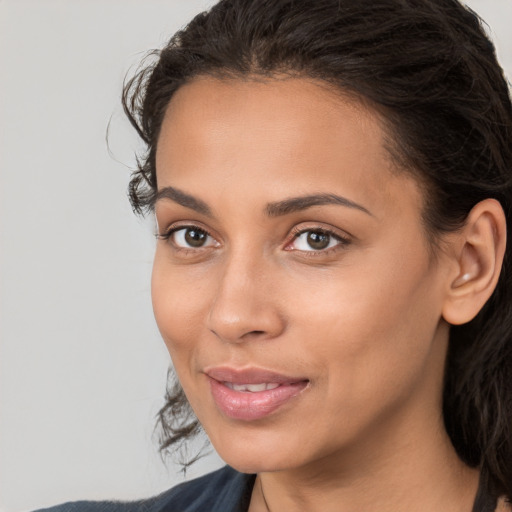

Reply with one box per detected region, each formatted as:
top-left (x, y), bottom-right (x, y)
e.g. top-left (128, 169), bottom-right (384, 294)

top-left (156, 222), bottom-right (220, 249)
top-left (285, 224), bottom-right (352, 254)
top-left (156, 219), bottom-right (214, 238)
top-left (155, 219), bottom-right (352, 256)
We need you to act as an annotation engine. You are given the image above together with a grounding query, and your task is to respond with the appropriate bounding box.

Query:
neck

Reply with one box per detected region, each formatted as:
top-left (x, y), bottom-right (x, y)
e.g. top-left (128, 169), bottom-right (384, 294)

top-left (249, 398), bottom-right (479, 512)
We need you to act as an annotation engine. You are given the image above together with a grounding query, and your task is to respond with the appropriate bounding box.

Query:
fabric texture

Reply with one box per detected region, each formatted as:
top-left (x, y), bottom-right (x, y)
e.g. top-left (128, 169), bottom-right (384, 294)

top-left (33, 466), bottom-right (255, 512)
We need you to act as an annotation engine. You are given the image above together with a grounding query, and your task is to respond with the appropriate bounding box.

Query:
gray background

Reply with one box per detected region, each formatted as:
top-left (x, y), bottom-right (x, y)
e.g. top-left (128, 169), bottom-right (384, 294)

top-left (1, 1), bottom-right (510, 511)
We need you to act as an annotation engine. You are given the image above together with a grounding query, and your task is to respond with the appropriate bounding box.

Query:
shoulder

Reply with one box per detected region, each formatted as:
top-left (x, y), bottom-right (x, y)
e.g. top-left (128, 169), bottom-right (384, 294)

top-left (155, 465), bottom-right (255, 511)
top-left (32, 466), bottom-right (255, 512)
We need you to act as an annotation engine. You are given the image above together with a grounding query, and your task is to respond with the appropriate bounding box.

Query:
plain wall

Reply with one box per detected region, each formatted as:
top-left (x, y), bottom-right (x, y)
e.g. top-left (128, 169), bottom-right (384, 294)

top-left (1, 1), bottom-right (511, 511)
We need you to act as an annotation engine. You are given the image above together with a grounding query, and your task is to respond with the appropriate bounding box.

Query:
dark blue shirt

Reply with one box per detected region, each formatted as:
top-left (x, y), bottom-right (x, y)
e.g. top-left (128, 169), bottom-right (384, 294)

top-left (34, 466), bottom-right (255, 512)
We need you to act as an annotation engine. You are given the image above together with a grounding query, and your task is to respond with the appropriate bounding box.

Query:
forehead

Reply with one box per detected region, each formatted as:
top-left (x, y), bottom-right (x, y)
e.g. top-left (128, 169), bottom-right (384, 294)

top-left (155, 76), bottom-right (422, 220)
top-left (157, 76), bottom-right (386, 166)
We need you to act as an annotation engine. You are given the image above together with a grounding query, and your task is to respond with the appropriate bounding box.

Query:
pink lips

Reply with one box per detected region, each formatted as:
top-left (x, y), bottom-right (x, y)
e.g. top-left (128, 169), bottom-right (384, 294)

top-left (205, 367), bottom-right (309, 421)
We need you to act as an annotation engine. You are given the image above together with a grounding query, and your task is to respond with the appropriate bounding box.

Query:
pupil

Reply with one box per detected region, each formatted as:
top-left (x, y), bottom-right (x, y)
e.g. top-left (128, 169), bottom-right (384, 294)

top-left (307, 231), bottom-right (330, 250)
top-left (184, 228), bottom-right (207, 247)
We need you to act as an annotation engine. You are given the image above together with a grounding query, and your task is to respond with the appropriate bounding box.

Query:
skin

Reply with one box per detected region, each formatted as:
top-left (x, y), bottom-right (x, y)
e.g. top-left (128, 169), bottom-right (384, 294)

top-left (151, 77), bottom-right (505, 511)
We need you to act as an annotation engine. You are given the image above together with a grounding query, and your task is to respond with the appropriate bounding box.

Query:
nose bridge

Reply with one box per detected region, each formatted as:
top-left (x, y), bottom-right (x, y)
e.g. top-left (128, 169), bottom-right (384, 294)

top-left (207, 245), bottom-right (284, 343)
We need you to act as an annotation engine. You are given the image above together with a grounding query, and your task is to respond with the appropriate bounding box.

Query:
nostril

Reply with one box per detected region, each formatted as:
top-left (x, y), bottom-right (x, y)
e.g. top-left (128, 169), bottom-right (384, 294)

top-left (238, 330), bottom-right (268, 342)
top-left (245, 330), bottom-right (266, 337)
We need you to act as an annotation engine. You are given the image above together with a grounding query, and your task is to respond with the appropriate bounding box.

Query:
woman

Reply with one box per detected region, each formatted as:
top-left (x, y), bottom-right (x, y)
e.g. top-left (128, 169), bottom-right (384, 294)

top-left (36, 0), bottom-right (512, 510)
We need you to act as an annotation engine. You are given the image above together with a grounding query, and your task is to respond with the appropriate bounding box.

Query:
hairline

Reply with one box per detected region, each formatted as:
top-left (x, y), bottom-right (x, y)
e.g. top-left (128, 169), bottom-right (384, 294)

top-left (152, 70), bottom-right (446, 256)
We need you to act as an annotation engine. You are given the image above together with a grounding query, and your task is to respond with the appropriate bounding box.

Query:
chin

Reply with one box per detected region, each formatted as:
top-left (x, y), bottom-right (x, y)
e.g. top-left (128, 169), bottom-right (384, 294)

top-left (205, 423), bottom-right (309, 474)
top-left (219, 450), bottom-right (297, 474)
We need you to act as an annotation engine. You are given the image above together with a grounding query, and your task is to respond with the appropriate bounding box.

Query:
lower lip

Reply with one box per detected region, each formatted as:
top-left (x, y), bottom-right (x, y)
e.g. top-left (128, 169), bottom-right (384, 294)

top-left (208, 378), bottom-right (308, 421)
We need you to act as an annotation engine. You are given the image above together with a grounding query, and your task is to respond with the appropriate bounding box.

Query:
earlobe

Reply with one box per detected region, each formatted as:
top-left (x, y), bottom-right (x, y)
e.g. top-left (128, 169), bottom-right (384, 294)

top-left (442, 199), bottom-right (506, 326)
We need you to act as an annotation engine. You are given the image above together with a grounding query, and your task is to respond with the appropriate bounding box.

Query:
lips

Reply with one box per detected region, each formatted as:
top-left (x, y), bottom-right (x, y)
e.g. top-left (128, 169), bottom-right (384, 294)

top-left (204, 367), bottom-right (309, 421)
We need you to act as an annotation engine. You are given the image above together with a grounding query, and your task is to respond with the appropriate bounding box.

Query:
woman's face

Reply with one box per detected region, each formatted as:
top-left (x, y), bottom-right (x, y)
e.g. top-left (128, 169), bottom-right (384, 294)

top-left (152, 77), bottom-right (453, 474)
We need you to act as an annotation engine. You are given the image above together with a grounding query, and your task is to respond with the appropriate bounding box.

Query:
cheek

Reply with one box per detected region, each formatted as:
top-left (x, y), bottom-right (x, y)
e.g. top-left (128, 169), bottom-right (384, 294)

top-left (151, 252), bottom-right (211, 361)
top-left (288, 242), bottom-right (443, 404)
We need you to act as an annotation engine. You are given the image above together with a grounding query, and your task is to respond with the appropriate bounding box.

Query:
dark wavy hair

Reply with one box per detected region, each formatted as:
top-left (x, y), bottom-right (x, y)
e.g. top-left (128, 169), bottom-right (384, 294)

top-left (122, 0), bottom-right (512, 497)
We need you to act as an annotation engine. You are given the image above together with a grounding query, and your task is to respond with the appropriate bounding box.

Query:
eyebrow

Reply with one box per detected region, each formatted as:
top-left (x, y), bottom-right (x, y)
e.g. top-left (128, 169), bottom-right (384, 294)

top-left (155, 186), bottom-right (372, 218)
top-left (155, 186), bottom-right (212, 216)
top-left (265, 193), bottom-right (373, 217)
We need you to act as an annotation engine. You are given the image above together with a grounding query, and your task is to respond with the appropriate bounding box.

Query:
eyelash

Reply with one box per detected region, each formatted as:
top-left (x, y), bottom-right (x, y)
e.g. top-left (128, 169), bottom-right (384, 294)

top-left (287, 226), bottom-right (351, 256)
top-left (156, 224), bottom-right (216, 253)
top-left (156, 224), bottom-right (351, 256)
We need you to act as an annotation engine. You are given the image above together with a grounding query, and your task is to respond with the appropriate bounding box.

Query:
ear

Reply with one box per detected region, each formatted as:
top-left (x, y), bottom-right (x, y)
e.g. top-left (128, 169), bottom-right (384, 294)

top-left (442, 199), bottom-right (507, 326)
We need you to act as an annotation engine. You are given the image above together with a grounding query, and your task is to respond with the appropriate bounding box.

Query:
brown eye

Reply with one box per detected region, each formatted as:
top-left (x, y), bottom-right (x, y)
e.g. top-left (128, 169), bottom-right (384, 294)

top-left (184, 228), bottom-right (208, 247)
top-left (306, 231), bottom-right (330, 250)
top-left (290, 229), bottom-right (348, 252)
top-left (170, 226), bottom-right (216, 249)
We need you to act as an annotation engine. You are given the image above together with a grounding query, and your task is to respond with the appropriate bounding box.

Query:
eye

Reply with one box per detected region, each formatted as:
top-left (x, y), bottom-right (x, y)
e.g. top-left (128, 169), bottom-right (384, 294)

top-left (159, 226), bottom-right (218, 249)
top-left (288, 229), bottom-right (348, 252)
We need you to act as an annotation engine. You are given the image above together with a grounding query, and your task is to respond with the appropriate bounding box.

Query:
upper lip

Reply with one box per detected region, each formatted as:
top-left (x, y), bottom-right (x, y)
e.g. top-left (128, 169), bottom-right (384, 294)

top-left (204, 366), bottom-right (308, 385)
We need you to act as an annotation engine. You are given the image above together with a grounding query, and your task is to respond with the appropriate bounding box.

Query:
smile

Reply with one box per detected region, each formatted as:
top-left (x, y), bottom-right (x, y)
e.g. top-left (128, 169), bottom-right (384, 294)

top-left (223, 382), bottom-right (280, 392)
top-left (205, 367), bottom-right (309, 421)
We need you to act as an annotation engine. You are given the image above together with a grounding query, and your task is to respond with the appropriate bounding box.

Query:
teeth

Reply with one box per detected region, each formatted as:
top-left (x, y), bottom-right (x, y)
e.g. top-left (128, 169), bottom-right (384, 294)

top-left (224, 382), bottom-right (280, 392)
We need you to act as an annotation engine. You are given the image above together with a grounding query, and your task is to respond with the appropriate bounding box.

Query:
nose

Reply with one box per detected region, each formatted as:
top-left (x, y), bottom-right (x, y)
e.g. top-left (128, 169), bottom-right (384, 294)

top-left (206, 252), bottom-right (286, 344)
